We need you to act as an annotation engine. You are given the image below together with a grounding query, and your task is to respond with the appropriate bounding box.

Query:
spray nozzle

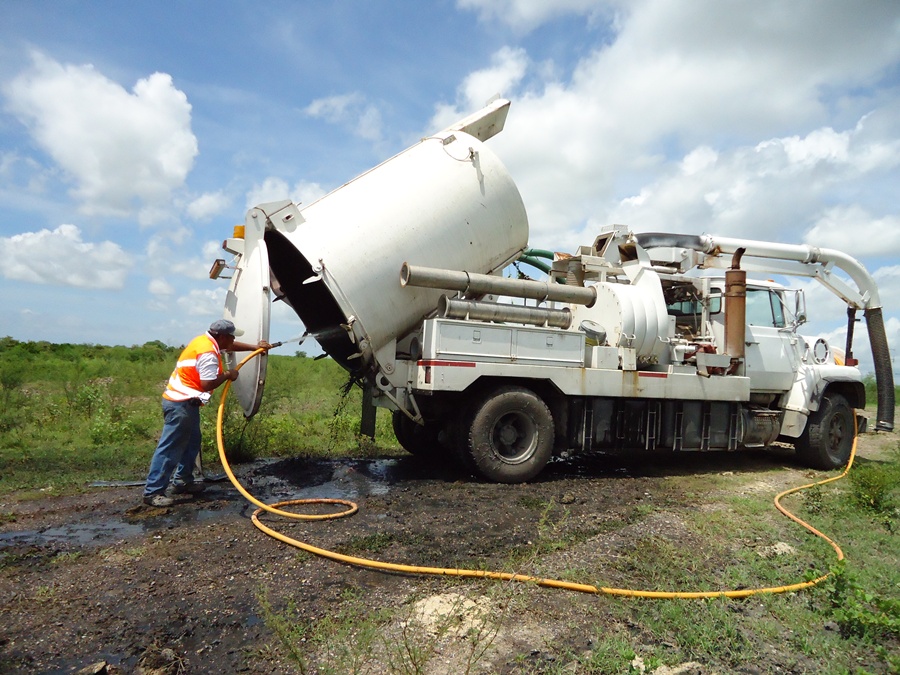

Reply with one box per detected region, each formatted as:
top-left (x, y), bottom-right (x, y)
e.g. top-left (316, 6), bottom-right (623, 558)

top-left (270, 331), bottom-right (309, 349)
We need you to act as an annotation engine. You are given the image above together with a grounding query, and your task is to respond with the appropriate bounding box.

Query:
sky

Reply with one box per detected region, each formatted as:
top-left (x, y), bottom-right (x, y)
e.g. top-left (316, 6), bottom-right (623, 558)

top-left (1, 0), bottom-right (899, 378)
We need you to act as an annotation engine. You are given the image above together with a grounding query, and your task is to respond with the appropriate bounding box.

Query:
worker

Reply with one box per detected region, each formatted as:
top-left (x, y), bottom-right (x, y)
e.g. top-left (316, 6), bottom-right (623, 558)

top-left (143, 319), bottom-right (271, 507)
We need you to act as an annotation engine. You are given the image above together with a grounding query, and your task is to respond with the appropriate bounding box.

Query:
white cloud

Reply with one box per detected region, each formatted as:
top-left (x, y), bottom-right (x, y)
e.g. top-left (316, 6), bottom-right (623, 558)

top-left (435, 2), bottom-right (900, 251)
top-left (293, 180), bottom-right (327, 207)
top-left (175, 287), bottom-right (226, 317)
top-left (305, 92), bottom-right (383, 142)
top-left (143, 230), bottom-right (219, 287)
top-left (430, 47), bottom-right (530, 132)
top-left (805, 207), bottom-right (900, 259)
top-left (0, 224), bottom-right (131, 289)
top-left (305, 93), bottom-right (360, 120)
top-left (590, 119), bottom-right (900, 257)
top-left (245, 178), bottom-right (326, 210)
top-left (457, 0), bottom-right (611, 33)
top-left (245, 177), bottom-right (291, 208)
top-left (461, 47), bottom-right (529, 110)
top-left (5, 52), bottom-right (197, 217)
top-left (149, 278), bottom-right (174, 296)
top-left (187, 191), bottom-right (231, 221)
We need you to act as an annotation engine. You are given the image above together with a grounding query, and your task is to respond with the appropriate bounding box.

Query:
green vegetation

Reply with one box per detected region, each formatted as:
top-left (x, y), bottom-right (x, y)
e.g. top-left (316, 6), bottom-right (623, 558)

top-left (0, 337), bottom-right (400, 496)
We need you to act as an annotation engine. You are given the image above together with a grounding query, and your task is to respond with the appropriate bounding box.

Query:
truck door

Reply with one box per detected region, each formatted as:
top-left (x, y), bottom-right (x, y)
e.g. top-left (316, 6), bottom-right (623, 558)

top-left (742, 287), bottom-right (799, 393)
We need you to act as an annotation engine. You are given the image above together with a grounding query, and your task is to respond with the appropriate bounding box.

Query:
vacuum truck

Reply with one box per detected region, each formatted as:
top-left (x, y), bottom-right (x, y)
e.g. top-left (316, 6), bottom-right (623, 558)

top-left (213, 99), bottom-right (895, 483)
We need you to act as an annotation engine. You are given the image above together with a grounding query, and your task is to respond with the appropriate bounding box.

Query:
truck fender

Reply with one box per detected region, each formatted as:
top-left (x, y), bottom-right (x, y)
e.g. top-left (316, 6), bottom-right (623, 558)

top-left (780, 375), bottom-right (866, 439)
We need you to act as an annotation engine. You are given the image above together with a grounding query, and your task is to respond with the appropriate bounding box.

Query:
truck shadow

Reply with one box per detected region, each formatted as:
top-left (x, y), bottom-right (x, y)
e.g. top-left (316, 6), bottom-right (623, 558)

top-left (546, 444), bottom-right (805, 481)
top-left (246, 444), bottom-right (812, 492)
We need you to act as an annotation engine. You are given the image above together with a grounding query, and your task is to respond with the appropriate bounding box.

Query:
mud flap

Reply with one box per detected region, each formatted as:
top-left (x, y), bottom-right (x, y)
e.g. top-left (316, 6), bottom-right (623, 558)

top-left (222, 238), bottom-right (271, 417)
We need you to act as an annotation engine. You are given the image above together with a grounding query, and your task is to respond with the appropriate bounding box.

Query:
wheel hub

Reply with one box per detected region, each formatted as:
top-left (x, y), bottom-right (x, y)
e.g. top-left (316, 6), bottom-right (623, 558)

top-left (498, 423), bottom-right (519, 446)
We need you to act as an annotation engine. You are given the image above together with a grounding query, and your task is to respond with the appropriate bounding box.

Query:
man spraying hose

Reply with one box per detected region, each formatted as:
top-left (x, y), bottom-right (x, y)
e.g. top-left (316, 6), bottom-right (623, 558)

top-left (142, 319), bottom-right (271, 507)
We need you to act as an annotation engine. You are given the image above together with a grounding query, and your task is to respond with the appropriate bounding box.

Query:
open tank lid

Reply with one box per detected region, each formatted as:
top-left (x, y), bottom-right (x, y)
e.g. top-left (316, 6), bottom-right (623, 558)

top-left (222, 237), bottom-right (271, 417)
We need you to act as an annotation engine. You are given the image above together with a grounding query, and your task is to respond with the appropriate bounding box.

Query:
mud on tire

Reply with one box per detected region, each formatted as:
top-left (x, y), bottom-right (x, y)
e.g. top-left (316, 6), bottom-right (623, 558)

top-left (461, 385), bottom-right (554, 483)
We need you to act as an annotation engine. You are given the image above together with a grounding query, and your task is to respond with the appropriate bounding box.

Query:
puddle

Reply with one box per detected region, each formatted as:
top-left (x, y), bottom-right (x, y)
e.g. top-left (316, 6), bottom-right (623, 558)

top-left (0, 521), bottom-right (146, 547)
top-left (253, 457), bottom-right (405, 500)
top-left (0, 458), bottom-right (416, 550)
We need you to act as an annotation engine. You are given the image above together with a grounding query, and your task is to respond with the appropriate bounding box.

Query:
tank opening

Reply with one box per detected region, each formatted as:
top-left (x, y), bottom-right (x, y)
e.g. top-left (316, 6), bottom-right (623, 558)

top-left (265, 230), bottom-right (359, 370)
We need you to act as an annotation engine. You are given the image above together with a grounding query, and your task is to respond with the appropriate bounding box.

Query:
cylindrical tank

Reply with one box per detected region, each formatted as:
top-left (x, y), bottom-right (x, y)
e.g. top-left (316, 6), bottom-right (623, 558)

top-left (264, 129), bottom-right (528, 372)
top-left (577, 282), bottom-right (669, 359)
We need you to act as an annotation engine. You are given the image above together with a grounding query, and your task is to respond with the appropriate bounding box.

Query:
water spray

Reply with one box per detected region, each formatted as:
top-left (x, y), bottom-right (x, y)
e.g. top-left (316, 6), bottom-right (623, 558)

top-left (269, 331), bottom-right (309, 349)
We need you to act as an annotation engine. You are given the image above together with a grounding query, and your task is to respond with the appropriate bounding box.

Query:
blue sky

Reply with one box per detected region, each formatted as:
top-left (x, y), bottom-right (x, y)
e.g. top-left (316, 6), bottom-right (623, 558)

top-left (2, 1), bottom-right (899, 376)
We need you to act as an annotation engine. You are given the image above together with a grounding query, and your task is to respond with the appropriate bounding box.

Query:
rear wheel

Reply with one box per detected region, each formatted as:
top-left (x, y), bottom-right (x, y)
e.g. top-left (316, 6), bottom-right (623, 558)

top-left (461, 386), bottom-right (554, 483)
top-left (392, 411), bottom-right (440, 457)
top-left (796, 393), bottom-right (855, 469)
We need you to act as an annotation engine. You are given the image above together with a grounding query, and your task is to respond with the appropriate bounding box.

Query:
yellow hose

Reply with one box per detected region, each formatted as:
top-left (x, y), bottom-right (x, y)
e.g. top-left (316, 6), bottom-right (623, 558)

top-left (217, 349), bottom-right (853, 599)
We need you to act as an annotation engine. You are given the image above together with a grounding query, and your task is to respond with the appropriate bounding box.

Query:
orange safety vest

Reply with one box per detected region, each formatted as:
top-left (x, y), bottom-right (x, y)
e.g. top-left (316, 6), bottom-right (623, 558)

top-left (163, 333), bottom-right (223, 403)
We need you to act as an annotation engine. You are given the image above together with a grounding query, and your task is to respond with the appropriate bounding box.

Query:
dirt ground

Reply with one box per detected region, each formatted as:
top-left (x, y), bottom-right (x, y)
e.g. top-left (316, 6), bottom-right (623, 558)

top-left (1, 428), bottom-right (897, 675)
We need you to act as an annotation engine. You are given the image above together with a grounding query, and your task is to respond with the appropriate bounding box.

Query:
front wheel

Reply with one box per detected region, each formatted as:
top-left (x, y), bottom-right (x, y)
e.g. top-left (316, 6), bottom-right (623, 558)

top-left (461, 386), bottom-right (554, 483)
top-left (796, 393), bottom-right (855, 469)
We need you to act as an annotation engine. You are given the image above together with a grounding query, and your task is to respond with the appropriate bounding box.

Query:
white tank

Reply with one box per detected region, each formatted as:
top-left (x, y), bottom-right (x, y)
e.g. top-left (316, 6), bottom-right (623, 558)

top-left (258, 124), bottom-right (527, 374)
top-left (574, 275), bottom-right (670, 362)
top-left (223, 101), bottom-right (527, 414)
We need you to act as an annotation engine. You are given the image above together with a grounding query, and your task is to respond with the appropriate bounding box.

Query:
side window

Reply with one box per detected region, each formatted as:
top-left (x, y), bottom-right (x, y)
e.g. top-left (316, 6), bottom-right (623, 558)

top-left (771, 291), bottom-right (786, 328)
top-left (745, 289), bottom-right (771, 326)
top-left (745, 288), bottom-right (786, 327)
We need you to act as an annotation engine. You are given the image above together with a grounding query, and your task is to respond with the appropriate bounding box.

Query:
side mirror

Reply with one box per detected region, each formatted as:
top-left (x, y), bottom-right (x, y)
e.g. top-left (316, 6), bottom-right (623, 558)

top-left (795, 291), bottom-right (807, 326)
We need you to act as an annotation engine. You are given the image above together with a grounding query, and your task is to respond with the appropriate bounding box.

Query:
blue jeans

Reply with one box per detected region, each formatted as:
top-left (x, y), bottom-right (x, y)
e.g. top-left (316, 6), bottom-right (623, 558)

top-left (144, 399), bottom-right (201, 497)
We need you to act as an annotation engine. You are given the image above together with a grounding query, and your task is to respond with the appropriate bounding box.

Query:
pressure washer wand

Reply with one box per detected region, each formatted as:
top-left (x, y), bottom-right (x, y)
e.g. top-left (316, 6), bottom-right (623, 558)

top-left (269, 331), bottom-right (309, 349)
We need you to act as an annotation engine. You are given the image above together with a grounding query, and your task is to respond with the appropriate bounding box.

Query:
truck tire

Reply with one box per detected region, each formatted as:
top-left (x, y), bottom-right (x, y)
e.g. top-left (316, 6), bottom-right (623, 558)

top-left (796, 393), bottom-right (855, 470)
top-left (462, 385), bottom-right (554, 483)
top-left (392, 411), bottom-right (440, 457)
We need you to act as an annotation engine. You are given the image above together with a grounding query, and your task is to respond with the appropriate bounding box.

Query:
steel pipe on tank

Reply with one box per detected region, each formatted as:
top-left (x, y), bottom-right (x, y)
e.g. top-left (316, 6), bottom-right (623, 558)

top-left (401, 263), bottom-right (596, 306)
top-left (635, 232), bottom-right (882, 308)
top-left (439, 296), bottom-right (573, 328)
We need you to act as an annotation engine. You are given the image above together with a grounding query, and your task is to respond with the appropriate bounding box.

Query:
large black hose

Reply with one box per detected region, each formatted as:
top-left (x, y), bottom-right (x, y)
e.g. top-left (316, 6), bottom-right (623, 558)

top-left (634, 232), bottom-right (706, 251)
top-left (865, 307), bottom-right (895, 431)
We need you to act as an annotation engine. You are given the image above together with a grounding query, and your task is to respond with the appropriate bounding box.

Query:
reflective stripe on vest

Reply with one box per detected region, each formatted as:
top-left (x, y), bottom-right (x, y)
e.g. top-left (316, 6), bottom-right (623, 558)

top-left (163, 333), bottom-right (222, 402)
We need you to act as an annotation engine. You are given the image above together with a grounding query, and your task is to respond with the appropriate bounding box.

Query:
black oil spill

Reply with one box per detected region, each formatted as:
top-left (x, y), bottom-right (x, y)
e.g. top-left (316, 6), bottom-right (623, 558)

top-left (0, 457), bottom-right (424, 550)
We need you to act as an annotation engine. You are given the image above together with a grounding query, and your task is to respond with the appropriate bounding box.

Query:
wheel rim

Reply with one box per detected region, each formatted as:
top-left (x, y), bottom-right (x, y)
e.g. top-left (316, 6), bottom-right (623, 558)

top-left (490, 411), bottom-right (538, 464)
top-left (827, 412), bottom-right (848, 461)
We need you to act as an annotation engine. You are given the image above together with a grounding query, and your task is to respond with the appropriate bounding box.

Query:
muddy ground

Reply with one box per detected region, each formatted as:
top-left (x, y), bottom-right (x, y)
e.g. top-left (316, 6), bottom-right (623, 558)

top-left (1, 429), bottom-right (897, 675)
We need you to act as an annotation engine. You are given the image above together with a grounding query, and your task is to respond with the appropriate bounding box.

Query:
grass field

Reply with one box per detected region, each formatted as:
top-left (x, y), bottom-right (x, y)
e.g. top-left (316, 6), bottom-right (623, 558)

top-left (1, 337), bottom-right (899, 672)
top-left (0, 336), bottom-right (896, 496)
top-left (0, 337), bottom-right (399, 496)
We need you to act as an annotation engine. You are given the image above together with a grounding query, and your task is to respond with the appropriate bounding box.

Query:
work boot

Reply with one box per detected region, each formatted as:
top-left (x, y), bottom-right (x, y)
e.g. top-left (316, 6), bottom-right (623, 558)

top-left (143, 494), bottom-right (175, 507)
top-left (170, 481), bottom-right (206, 495)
